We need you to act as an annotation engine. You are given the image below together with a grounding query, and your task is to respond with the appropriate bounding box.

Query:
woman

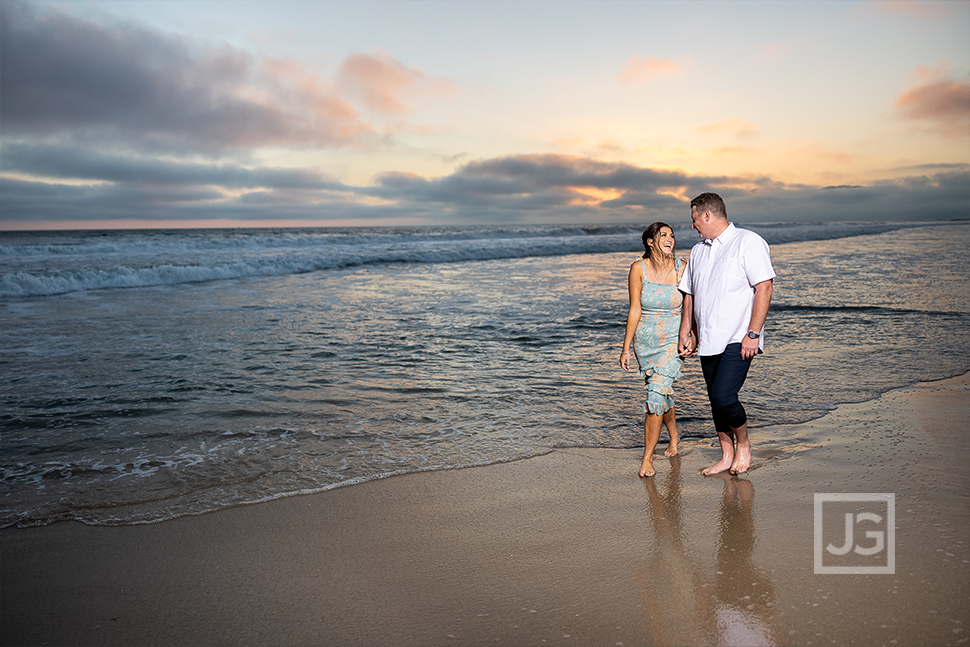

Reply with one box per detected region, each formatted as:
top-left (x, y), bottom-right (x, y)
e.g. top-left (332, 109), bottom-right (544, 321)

top-left (620, 222), bottom-right (692, 477)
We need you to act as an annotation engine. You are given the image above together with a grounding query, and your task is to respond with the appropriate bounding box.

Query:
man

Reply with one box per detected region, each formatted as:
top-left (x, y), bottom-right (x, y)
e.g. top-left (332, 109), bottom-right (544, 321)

top-left (678, 192), bottom-right (774, 475)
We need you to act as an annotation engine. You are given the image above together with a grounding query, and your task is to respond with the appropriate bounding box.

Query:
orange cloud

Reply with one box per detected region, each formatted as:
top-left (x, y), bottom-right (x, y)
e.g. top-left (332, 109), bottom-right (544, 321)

top-left (619, 56), bottom-right (684, 85)
top-left (655, 186), bottom-right (690, 201)
top-left (568, 186), bottom-right (624, 205)
top-left (896, 75), bottom-right (970, 135)
top-left (336, 51), bottom-right (454, 115)
top-left (260, 58), bottom-right (369, 135)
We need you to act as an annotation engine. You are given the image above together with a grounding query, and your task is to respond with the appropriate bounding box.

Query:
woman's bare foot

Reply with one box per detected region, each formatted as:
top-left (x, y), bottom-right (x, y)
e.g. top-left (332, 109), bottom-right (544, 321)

top-left (730, 442), bottom-right (752, 474)
top-left (661, 408), bottom-right (679, 458)
top-left (702, 456), bottom-right (733, 476)
top-left (639, 456), bottom-right (656, 477)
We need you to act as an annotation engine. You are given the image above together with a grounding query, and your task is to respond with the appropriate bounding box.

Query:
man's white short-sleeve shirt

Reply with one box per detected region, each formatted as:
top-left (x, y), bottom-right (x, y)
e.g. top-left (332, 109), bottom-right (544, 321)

top-left (678, 223), bottom-right (775, 356)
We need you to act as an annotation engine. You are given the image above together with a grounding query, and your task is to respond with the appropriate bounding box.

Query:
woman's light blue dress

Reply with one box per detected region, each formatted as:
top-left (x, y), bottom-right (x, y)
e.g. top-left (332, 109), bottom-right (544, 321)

top-left (633, 257), bottom-right (684, 415)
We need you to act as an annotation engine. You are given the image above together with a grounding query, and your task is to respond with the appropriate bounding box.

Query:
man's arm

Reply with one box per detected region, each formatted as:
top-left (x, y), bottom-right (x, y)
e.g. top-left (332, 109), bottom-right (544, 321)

top-left (740, 279), bottom-right (773, 360)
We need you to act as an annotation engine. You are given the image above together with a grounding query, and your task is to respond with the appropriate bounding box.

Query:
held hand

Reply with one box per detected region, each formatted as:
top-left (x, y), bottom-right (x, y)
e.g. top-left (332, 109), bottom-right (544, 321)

top-left (740, 336), bottom-right (759, 360)
top-left (678, 333), bottom-right (696, 357)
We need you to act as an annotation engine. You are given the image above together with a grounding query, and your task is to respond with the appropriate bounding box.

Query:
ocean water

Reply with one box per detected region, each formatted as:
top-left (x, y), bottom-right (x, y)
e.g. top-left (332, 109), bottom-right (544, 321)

top-left (1, 221), bottom-right (968, 527)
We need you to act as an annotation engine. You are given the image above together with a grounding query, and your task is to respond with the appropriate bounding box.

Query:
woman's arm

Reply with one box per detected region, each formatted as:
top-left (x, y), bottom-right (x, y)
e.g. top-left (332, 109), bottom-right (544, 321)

top-left (678, 293), bottom-right (696, 357)
top-left (620, 262), bottom-right (643, 371)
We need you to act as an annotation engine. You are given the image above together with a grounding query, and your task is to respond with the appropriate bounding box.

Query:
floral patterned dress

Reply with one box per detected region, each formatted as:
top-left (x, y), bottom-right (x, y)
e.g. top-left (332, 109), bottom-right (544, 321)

top-left (633, 257), bottom-right (685, 415)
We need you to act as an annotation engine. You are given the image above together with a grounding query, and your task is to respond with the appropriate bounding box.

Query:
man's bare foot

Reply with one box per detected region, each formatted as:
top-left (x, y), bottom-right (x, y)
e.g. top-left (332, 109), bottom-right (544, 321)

top-left (664, 441), bottom-right (679, 457)
top-left (730, 442), bottom-right (752, 474)
top-left (639, 457), bottom-right (656, 477)
top-left (702, 456), bottom-right (733, 476)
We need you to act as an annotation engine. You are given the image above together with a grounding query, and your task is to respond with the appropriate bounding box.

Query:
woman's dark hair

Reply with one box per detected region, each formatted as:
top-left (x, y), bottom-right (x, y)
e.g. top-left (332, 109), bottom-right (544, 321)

top-left (641, 222), bottom-right (673, 259)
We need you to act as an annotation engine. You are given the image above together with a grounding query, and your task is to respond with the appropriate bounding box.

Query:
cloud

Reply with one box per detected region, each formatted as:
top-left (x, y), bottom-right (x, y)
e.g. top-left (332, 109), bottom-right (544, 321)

top-left (0, 1), bottom-right (449, 154)
top-left (0, 173), bottom-right (376, 223)
top-left (274, 153), bottom-right (968, 224)
top-left (3, 142), bottom-right (348, 191)
top-left (619, 56), bottom-right (684, 85)
top-left (366, 154), bottom-right (713, 215)
top-left (896, 73), bottom-right (970, 136)
top-left (2, 151), bottom-right (966, 226)
top-left (336, 51), bottom-right (454, 115)
top-left (0, 140), bottom-right (363, 222)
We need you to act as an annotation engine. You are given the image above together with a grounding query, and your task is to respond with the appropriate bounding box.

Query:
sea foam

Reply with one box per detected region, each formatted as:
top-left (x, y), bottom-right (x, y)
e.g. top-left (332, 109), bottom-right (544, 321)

top-left (0, 220), bottom-right (952, 298)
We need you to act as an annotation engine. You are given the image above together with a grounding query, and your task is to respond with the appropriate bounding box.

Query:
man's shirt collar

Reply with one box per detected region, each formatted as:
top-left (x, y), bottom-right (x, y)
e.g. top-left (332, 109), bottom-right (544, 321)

top-left (704, 222), bottom-right (736, 245)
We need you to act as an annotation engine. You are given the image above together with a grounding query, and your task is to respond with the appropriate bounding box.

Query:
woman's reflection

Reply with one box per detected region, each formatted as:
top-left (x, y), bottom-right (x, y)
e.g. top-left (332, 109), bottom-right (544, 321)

top-left (638, 455), bottom-right (706, 646)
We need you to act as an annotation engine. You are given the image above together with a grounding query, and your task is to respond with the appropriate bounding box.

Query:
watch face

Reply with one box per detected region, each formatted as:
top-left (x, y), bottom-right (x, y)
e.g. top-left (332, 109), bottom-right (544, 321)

top-left (747, 331), bottom-right (758, 339)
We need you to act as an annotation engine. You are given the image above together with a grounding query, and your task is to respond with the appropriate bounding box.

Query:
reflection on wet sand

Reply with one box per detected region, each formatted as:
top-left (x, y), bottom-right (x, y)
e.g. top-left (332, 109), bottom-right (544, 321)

top-left (639, 459), bottom-right (781, 646)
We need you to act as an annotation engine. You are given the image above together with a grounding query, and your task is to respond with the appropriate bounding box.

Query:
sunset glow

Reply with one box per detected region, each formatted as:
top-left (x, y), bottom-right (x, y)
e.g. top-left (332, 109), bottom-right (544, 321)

top-left (1, 0), bottom-right (967, 229)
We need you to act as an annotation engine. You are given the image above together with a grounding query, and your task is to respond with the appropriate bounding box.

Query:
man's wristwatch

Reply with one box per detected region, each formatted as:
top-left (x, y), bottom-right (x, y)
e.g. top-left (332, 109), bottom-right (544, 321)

top-left (746, 331), bottom-right (760, 339)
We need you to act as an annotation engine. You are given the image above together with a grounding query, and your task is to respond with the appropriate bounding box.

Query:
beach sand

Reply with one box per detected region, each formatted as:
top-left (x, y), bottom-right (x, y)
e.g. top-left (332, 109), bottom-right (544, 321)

top-left (2, 374), bottom-right (968, 647)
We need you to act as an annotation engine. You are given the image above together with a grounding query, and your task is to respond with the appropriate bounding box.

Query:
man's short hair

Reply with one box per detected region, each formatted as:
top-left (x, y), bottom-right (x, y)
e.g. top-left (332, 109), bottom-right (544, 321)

top-left (690, 192), bottom-right (727, 219)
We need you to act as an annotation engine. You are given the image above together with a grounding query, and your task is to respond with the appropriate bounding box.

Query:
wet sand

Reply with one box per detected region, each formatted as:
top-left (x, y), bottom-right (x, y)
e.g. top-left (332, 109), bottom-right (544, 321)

top-left (2, 374), bottom-right (968, 646)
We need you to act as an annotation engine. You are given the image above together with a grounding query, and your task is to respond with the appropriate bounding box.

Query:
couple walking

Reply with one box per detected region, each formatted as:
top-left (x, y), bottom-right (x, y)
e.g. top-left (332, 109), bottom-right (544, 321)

top-left (620, 192), bottom-right (775, 477)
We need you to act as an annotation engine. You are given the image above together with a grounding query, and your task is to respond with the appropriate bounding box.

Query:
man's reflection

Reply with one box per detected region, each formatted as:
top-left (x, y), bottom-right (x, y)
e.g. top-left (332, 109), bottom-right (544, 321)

top-left (711, 474), bottom-right (779, 646)
top-left (639, 462), bottom-right (780, 646)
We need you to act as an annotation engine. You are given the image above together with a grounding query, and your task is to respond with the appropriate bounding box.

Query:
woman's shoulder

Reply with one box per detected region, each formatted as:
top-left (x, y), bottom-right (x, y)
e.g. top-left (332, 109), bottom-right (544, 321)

top-left (628, 257), bottom-right (645, 281)
top-left (675, 256), bottom-right (688, 277)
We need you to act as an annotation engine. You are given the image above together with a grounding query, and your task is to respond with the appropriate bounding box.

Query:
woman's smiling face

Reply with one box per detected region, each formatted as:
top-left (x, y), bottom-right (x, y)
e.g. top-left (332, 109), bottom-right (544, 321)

top-left (651, 226), bottom-right (675, 257)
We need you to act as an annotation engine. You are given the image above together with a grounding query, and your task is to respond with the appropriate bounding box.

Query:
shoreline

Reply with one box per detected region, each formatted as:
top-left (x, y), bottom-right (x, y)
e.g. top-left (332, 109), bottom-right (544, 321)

top-left (2, 373), bottom-right (968, 646)
top-left (7, 366), bottom-right (962, 533)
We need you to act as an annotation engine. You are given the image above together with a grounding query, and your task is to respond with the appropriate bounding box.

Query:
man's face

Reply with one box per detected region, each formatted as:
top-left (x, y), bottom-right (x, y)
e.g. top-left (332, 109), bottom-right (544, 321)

top-left (690, 206), bottom-right (714, 239)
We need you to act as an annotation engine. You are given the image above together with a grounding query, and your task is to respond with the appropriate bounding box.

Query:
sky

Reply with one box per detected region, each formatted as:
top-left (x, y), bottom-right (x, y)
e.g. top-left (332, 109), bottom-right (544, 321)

top-left (1, 0), bottom-right (968, 230)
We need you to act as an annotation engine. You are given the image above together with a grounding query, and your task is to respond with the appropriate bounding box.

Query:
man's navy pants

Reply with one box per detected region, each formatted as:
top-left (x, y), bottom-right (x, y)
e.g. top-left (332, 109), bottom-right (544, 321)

top-left (700, 343), bottom-right (752, 435)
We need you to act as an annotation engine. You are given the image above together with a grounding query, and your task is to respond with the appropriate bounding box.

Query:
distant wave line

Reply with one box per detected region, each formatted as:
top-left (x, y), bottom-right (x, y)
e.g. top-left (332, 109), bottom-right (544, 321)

top-left (0, 238), bottom-right (636, 297)
top-left (0, 220), bottom-right (952, 258)
top-left (772, 304), bottom-right (968, 317)
top-left (1, 221), bottom-right (958, 298)
top-left (0, 224), bottom-right (642, 258)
